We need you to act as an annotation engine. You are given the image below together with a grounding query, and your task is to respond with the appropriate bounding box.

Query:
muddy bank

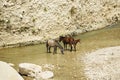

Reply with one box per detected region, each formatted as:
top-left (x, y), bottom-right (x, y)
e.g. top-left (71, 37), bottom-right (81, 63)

top-left (83, 46), bottom-right (120, 80)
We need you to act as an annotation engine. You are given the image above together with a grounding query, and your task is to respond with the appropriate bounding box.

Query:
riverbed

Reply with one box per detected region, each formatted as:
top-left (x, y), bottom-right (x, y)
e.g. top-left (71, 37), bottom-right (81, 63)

top-left (0, 23), bottom-right (120, 80)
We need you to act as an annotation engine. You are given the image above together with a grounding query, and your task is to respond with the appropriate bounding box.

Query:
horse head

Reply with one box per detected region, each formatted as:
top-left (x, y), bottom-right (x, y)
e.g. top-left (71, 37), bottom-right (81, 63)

top-left (59, 36), bottom-right (65, 42)
top-left (77, 39), bottom-right (80, 43)
top-left (61, 48), bottom-right (64, 54)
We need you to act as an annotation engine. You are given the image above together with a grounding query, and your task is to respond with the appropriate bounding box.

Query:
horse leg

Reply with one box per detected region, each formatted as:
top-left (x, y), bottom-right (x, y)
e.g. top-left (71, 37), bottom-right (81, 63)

top-left (56, 47), bottom-right (57, 53)
top-left (70, 44), bottom-right (72, 52)
top-left (53, 46), bottom-right (57, 54)
top-left (47, 46), bottom-right (49, 53)
top-left (48, 46), bottom-right (51, 53)
top-left (46, 42), bottom-right (49, 53)
top-left (66, 44), bottom-right (67, 50)
top-left (74, 44), bottom-right (76, 51)
top-left (65, 43), bottom-right (68, 50)
top-left (64, 43), bottom-right (66, 50)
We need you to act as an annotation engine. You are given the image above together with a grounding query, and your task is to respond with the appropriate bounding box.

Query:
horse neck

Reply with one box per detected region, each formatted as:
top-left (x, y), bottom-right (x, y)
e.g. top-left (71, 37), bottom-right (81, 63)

top-left (59, 36), bottom-right (65, 41)
top-left (73, 40), bottom-right (79, 44)
top-left (76, 40), bottom-right (80, 44)
top-left (56, 42), bottom-right (63, 50)
top-left (77, 40), bottom-right (80, 42)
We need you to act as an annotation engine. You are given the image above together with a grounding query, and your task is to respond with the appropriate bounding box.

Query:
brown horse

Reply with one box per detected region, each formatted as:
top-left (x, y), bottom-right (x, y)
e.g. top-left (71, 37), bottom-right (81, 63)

top-left (72, 39), bottom-right (80, 51)
top-left (46, 39), bottom-right (64, 54)
top-left (59, 36), bottom-right (74, 51)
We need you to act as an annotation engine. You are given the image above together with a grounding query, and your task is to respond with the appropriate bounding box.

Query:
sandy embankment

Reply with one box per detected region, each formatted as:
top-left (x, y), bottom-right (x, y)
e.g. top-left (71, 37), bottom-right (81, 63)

top-left (83, 46), bottom-right (120, 80)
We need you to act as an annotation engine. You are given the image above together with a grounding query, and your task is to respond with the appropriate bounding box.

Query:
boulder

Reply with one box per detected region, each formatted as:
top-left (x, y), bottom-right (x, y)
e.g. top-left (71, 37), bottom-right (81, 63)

top-left (42, 64), bottom-right (54, 70)
top-left (19, 63), bottom-right (42, 77)
top-left (0, 61), bottom-right (24, 80)
top-left (19, 63), bottom-right (54, 80)
top-left (39, 71), bottom-right (54, 79)
top-left (8, 63), bottom-right (15, 67)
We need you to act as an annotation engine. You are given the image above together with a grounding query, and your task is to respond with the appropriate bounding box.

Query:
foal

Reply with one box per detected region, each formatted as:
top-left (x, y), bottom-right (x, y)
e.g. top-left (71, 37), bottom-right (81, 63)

top-left (46, 39), bottom-right (64, 54)
top-left (72, 39), bottom-right (80, 51)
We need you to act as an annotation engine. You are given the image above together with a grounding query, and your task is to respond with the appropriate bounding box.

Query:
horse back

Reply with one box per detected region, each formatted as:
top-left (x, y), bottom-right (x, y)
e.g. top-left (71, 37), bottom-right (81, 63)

top-left (47, 40), bottom-right (56, 46)
top-left (63, 37), bottom-right (74, 43)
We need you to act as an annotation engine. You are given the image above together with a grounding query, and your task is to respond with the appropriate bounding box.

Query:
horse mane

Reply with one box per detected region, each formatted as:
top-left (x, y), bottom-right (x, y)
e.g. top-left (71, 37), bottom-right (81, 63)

top-left (46, 40), bottom-right (48, 47)
top-left (59, 36), bottom-right (65, 38)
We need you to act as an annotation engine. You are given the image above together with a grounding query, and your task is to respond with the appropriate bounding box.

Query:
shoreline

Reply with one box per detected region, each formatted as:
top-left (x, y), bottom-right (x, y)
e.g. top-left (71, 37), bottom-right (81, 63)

top-left (0, 22), bottom-right (117, 49)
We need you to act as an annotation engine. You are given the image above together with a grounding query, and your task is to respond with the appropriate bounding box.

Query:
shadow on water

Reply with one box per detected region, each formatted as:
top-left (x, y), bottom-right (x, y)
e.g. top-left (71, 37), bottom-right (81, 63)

top-left (0, 23), bottom-right (120, 80)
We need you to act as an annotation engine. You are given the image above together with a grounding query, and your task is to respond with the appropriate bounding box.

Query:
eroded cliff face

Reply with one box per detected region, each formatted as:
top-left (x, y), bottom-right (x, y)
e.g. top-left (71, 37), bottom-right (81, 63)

top-left (0, 0), bottom-right (120, 48)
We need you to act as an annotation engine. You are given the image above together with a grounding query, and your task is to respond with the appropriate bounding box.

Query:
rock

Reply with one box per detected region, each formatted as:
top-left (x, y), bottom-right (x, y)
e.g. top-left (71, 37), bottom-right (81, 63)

top-left (83, 46), bottom-right (120, 80)
top-left (8, 63), bottom-right (15, 67)
top-left (19, 63), bottom-right (54, 80)
top-left (42, 64), bottom-right (54, 70)
top-left (0, 61), bottom-right (24, 80)
top-left (39, 71), bottom-right (54, 79)
top-left (19, 63), bottom-right (42, 77)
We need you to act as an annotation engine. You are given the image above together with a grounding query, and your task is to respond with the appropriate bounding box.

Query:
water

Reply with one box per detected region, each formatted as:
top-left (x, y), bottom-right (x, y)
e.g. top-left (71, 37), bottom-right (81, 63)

top-left (0, 23), bottom-right (120, 80)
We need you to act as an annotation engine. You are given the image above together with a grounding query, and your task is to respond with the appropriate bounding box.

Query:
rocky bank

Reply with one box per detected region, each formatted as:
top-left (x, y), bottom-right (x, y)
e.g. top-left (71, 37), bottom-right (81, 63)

top-left (0, 61), bottom-right (24, 80)
top-left (83, 46), bottom-right (120, 80)
top-left (0, 0), bottom-right (120, 48)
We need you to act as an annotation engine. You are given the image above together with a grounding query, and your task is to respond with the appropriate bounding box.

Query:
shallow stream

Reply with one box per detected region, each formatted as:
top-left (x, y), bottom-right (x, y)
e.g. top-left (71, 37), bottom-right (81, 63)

top-left (0, 23), bottom-right (120, 80)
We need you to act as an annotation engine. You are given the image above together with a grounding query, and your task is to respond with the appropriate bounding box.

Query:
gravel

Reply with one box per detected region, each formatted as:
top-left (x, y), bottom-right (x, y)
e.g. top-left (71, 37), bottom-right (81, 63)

top-left (83, 46), bottom-right (120, 80)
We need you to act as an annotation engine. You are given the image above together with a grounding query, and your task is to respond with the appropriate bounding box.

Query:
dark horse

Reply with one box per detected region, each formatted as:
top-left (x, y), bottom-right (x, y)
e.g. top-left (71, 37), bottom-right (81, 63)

top-left (59, 36), bottom-right (74, 51)
top-left (46, 39), bottom-right (64, 54)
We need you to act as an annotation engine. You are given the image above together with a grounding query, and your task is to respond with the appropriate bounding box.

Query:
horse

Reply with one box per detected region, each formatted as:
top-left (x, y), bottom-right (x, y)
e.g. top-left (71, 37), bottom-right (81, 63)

top-left (72, 39), bottom-right (80, 51)
top-left (46, 39), bottom-right (64, 54)
top-left (59, 36), bottom-right (74, 51)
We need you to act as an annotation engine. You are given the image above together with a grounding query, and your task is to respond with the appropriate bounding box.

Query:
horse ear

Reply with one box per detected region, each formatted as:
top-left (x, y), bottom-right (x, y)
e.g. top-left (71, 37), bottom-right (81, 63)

top-left (59, 36), bottom-right (63, 37)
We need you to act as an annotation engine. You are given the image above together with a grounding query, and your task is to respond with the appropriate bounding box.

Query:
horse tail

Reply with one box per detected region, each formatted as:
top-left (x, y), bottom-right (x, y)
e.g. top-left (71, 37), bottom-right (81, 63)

top-left (46, 40), bottom-right (48, 48)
